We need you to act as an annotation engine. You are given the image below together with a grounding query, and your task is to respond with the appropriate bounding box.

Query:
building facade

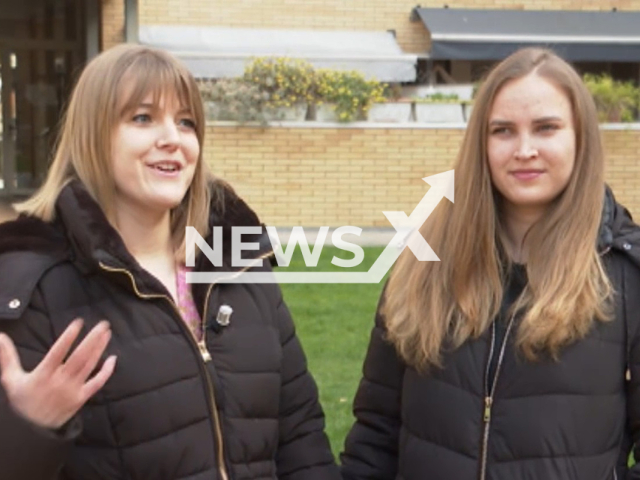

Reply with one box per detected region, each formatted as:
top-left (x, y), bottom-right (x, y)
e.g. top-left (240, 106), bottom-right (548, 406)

top-left (2, 0), bottom-right (640, 225)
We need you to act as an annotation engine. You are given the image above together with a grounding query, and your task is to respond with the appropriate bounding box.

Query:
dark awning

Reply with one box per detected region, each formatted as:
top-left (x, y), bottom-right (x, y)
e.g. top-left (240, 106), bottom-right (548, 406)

top-left (411, 7), bottom-right (640, 62)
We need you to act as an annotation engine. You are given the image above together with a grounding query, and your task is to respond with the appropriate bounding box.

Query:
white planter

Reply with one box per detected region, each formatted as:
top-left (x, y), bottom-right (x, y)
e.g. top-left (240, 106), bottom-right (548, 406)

top-left (367, 103), bottom-right (413, 123)
top-left (263, 103), bottom-right (307, 122)
top-left (314, 103), bottom-right (339, 122)
top-left (414, 103), bottom-right (465, 123)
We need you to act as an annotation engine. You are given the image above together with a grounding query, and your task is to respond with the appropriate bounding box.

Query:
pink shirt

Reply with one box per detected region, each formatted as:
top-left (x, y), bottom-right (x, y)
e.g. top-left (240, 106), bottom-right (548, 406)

top-left (176, 265), bottom-right (203, 341)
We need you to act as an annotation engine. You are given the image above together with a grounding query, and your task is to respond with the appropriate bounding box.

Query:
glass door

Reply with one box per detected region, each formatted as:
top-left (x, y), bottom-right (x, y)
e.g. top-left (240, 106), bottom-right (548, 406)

top-left (0, 50), bottom-right (15, 193)
top-left (0, 0), bottom-right (86, 196)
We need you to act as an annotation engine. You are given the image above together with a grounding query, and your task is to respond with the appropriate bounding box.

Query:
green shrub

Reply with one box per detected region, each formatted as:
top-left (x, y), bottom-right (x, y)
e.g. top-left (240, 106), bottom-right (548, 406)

top-left (201, 56), bottom-right (387, 123)
top-left (583, 73), bottom-right (640, 123)
top-left (414, 92), bottom-right (460, 103)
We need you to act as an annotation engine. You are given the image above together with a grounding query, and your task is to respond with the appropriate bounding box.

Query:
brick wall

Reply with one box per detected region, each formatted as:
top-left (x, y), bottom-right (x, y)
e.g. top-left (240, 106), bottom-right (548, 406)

top-left (204, 125), bottom-right (640, 227)
top-left (603, 128), bottom-right (640, 211)
top-left (140, 0), bottom-right (640, 53)
top-left (101, 0), bottom-right (125, 50)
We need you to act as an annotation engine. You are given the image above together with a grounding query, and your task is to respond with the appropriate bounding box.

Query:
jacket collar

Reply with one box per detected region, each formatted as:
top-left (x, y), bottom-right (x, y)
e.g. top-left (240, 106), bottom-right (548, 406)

top-left (598, 185), bottom-right (640, 267)
top-left (56, 179), bottom-right (272, 272)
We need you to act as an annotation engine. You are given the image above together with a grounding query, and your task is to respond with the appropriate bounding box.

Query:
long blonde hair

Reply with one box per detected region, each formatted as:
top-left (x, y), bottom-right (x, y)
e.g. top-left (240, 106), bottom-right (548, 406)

top-left (384, 48), bottom-right (612, 371)
top-left (15, 44), bottom-right (214, 262)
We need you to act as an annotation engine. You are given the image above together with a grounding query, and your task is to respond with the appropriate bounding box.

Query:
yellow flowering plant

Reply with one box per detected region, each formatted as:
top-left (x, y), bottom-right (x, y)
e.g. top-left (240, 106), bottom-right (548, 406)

top-left (244, 57), bottom-right (316, 109)
top-left (315, 69), bottom-right (386, 122)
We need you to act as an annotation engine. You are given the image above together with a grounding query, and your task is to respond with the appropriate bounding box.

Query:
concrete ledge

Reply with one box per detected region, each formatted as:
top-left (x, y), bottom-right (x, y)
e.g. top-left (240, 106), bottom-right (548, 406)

top-left (206, 121), bottom-right (640, 131)
top-left (600, 123), bottom-right (640, 130)
top-left (206, 120), bottom-right (469, 129)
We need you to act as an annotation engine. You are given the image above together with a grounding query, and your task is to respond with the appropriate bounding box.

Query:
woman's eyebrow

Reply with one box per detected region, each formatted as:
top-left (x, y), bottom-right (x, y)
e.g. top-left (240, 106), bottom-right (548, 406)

top-left (488, 119), bottom-right (513, 127)
top-left (532, 116), bottom-right (563, 124)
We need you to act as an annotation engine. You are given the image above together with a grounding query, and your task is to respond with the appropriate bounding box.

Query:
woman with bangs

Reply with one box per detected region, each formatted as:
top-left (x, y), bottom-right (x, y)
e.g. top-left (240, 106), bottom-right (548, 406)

top-left (0, 44), bottom-right (339, 480)
top-left (341, 47), bottom-right (640, 480)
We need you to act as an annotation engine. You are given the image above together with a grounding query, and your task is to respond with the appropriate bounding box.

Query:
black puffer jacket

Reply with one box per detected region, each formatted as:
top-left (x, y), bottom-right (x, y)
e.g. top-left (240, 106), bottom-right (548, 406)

top-left (0, 181), bottom-right (340, 480)
top-left (341, 190), bottom-right (640, 480)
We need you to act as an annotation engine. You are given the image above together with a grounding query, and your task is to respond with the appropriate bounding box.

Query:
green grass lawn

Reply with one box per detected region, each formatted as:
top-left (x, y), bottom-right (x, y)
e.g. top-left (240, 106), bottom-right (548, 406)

top-left (276, 246), bottom-right (386, 458)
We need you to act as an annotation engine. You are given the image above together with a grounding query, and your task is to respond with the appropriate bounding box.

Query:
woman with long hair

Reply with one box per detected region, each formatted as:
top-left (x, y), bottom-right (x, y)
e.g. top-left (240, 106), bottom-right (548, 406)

top-left (341, 47), bottom-right (640, 480)
top-left (0, 44), bottom-right (339, 480)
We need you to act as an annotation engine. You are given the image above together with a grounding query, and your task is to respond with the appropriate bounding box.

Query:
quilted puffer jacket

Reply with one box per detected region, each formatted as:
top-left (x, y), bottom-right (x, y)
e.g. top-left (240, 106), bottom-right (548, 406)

top-left (0, 180), bottom-right (340, 480)
top-left (341, 189), bottom-right (640, 480)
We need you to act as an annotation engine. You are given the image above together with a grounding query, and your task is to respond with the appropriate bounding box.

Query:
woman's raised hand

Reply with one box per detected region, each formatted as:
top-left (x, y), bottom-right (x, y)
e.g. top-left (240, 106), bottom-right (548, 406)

top-left (0, 319), bottom-right (116, 429)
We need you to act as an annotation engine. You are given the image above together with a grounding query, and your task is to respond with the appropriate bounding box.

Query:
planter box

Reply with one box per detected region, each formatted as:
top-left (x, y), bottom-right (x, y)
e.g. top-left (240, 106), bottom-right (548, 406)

top-left (367, 102), bottom-right (413, 123)
top-left (314, 103), bottom-right (339, 122)
top-left (314, 104), bottom-right (367, 122)
top-left (263, 104), bottom-right (307, 122)
top-left (414, 103), bottom-right (465, 123)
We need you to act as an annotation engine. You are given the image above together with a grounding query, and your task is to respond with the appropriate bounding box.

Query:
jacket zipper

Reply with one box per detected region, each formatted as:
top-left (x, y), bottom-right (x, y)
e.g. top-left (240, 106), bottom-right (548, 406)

top-left (479, 310), bottom-right (518, 480)
top-left (99, 262), bottom-right (229, 480)
top-left (99, 252), bottom-right (273, 480)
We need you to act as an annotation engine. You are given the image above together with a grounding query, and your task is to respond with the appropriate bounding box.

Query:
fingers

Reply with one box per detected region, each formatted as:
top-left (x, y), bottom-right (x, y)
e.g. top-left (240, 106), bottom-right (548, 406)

top-left (77, 326), bottom-right (112, 381)
top-left (81, 355), bottom-right (117, 400)
top-left (63, 321), bottom-right (111, 379)
top-left (39, 319), bottom-right (84, 373)
top-left (0, 333), bottom-right (23, 385)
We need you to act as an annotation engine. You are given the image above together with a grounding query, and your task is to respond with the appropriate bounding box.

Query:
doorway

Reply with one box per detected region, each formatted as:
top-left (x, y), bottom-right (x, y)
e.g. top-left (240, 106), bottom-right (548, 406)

top-left (0, 0), bottom-right (89, 196)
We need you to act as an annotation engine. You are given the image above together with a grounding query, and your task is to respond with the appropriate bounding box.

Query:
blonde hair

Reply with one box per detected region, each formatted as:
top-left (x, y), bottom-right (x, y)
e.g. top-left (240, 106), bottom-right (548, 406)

top-left (384, 48), bottom-right (612, 371)
top-left (16, 44), bottom-right (215, 262)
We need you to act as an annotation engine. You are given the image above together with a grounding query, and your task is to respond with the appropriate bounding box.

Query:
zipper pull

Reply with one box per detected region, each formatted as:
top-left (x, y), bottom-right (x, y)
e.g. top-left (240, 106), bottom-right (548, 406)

top-left (198, 341), bottom-right (212, 362)
top-left (484, 396), bottom-right (492, 423)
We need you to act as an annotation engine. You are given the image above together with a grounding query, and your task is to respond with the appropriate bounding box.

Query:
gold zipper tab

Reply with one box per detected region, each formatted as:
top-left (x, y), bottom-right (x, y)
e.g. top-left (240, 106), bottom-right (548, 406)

top-left (199, 341), bottom-right (212, 362)
top-left (483, 397), bottom-right (492, 423)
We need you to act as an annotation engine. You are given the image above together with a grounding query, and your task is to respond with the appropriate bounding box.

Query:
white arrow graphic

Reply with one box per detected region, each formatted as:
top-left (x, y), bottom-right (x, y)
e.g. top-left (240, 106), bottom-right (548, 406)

top-left (187, 170), bottom-right (454, 284)
top-left (363, 169), bottom-right (454, 283)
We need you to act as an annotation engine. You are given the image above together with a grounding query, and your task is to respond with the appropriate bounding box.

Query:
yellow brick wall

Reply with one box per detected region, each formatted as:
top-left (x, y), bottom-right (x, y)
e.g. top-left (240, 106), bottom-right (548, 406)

top-left (603, 129), bottom-right (640, 212)
top-left (101, 0), bottom-right (125, 50)
top-left (140, 0), bottom-right (640, 53)
top-left (204, 126), bottom-right (640, 227)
